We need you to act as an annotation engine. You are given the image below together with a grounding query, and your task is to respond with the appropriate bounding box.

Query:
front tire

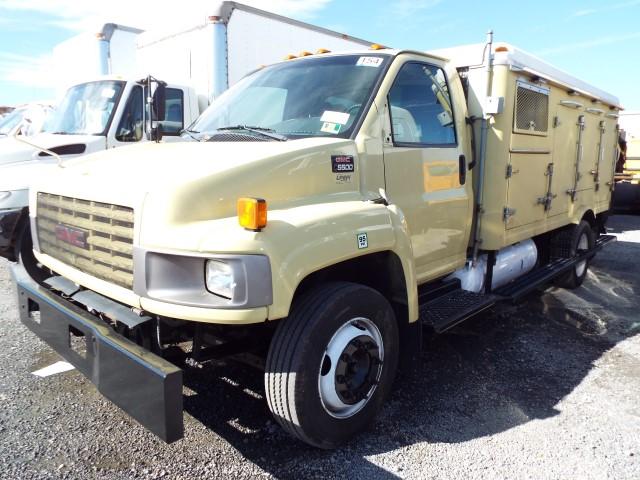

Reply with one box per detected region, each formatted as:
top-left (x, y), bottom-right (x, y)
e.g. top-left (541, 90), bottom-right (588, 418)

top-left (16, 221), bottom-right (48, 285)
top-left (265, 282), bottom-right (399, 449)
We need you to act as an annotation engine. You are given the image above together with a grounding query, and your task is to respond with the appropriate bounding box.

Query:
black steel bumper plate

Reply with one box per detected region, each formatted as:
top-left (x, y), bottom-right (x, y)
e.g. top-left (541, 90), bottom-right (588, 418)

top-left (12, 263), bottom-right (184, 443)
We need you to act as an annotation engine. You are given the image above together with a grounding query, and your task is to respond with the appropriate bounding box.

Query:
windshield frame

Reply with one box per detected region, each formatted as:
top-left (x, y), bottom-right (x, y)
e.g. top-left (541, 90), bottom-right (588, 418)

top-left (0, 107), bottom-right (26, 135)
top-left (188, 53), bottom-right (392, 141)
top-left (44, 80), bottom-right (126, 136)
top-left (346, 54), bottom-right (392, 141)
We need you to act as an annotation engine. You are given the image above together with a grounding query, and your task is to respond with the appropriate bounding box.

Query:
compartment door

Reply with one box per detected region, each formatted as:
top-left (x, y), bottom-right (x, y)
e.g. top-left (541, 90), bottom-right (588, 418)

top-left (595, 119), bottom-right (617, 209)
top-left (549, 108), bottom-right (581, 217)
top-left (505, 152), bottom-right (550, 229)
top-left (579, 113), bottom-right (599, 196)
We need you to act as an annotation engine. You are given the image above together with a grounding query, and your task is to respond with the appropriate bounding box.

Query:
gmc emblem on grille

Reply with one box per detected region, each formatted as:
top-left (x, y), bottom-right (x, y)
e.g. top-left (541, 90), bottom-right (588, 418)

top-left (55, 224), bottom-right (88, 249)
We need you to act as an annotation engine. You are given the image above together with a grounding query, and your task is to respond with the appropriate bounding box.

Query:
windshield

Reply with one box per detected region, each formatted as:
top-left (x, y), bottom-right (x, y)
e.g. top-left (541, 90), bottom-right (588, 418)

top-left (189, 54), bottom-right (389, 140)
top-left (0, 108), bottom-right (26, 135)
top-left (44, 80), bottom-right (125, 135)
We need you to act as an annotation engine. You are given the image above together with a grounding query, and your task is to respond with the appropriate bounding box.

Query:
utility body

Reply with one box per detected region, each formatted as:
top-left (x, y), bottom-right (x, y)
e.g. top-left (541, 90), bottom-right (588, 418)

top-left (13, 37), bottom-right (619, 448)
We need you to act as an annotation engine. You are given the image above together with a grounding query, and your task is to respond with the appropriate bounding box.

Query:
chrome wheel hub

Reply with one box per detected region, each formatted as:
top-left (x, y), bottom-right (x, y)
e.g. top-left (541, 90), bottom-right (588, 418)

top-left (575, 232), bottom-right (589, 277)
top-left (318, 317), bottom-right (384, 419)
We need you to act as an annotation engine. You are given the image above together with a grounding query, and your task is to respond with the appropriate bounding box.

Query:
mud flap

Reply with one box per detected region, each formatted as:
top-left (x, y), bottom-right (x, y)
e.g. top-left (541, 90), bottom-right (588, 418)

top-left (12, 263), bottom-right (184, 443)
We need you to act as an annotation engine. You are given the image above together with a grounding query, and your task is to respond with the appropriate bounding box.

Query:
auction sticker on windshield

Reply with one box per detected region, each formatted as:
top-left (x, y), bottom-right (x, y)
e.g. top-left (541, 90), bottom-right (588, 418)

top-left (321, 122), bottom-right (341, 134)
top-left (321, 111), bottom-right (350, 125)
top-left (356, 57), bottom-right (383, 67)
top-left (101, 88), bottom-right (116, 98)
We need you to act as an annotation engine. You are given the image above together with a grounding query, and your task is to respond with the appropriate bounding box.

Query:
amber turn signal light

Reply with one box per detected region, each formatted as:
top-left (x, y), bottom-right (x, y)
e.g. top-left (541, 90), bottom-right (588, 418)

top-left (237, 198), bottom-right (267, 231)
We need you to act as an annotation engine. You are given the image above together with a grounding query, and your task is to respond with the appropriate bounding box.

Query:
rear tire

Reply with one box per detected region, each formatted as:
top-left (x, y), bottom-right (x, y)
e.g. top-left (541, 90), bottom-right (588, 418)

top-left (552, 221), bottom-right (595, 289)
top-left (265, 282), bottom-right (399, 449)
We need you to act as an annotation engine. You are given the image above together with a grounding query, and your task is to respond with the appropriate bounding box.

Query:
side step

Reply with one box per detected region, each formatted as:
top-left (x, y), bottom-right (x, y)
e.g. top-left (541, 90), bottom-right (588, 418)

top-left (419, 234), bottom-right (616, 332)
top-left (495, 234), bottom-right (616, 301)
top-left (419, 289), bottom-right (497, 333)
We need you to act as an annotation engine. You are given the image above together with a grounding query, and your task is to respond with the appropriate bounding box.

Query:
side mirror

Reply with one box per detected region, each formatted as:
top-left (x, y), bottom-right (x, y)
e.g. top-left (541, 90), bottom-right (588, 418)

top-left (152, 83), bottom-right (166, 121)
top-left (151, 123), bottom-right (164, 142)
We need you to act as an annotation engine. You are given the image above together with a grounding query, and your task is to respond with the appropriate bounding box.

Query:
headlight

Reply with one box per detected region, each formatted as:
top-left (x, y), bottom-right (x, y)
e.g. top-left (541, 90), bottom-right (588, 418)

top-left (0, 191), bottom-right (11, 202)
top-left (205, 260), bottom-right (236, 299)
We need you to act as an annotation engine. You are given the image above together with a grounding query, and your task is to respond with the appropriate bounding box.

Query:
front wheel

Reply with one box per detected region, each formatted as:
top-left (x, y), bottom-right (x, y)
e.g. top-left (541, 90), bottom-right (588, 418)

top-left (265, 282), bottom-right (399, 449)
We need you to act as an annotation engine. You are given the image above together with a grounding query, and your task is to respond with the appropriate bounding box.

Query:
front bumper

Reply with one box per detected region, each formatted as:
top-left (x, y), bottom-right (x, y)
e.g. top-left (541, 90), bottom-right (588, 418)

top-left (0, 207), bottom-right (22, 258)
top-left (11, 262), bottom-right (184, 443)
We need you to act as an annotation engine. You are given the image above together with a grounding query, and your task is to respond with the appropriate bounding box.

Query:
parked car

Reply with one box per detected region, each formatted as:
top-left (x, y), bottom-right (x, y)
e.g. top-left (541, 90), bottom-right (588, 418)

top-left (0, 103), bottom-right (53, 138)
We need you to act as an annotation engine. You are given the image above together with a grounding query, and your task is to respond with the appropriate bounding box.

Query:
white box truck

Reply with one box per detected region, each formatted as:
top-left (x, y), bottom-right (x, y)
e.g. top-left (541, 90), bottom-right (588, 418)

top-left (136, 1), bottom-right (375, 108)
top-left (0, 2), bottom-right (376, 278)
top-left (52, 23), bottom-right (143, 95)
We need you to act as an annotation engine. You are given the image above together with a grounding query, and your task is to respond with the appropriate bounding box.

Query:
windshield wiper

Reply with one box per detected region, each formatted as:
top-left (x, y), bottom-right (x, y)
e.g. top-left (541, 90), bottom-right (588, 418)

top-left (216, 125), bottom-right (287, 142)
top-left (180, 128), bottom-right (201, 142)
top-left (47, 131), bottom-right (71, 135)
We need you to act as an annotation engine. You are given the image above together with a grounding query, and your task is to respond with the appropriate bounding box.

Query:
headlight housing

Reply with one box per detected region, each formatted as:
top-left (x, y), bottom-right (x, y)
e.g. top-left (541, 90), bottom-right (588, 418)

top-left (139, 251), bottom-right (272, 308)
top-left (205, 260), bottom-right (236, 299)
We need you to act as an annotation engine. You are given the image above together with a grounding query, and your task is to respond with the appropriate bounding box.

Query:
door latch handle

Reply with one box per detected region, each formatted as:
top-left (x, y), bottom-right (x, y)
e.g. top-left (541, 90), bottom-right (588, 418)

top-left (459, 154), bottom-right (467, 185)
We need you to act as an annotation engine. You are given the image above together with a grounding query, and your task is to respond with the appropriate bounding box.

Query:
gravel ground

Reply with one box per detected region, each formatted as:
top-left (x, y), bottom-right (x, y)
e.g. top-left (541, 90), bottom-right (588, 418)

top-left (0, 215), bottom-right (639, 480)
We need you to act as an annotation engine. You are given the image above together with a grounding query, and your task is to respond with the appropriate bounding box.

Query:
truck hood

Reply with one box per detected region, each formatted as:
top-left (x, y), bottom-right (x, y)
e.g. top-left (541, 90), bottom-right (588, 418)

top-left (0, 160), bottom-right (61, 191)
top-left (0, 133), bottom-right (106, 167)
top-left (31, 137), bottom-right (362, 235)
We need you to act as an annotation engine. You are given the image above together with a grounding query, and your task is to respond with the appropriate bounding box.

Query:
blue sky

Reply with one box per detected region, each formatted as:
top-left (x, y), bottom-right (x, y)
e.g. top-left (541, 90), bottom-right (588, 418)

top-left (0, 0), bottom-right (639, 109)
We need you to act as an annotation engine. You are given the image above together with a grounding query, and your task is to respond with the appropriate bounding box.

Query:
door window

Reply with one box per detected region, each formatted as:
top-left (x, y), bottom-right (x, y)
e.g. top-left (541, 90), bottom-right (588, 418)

top-left (115, 86), bottom-right (143, 142)
top-left (388, 63), bottom-right (456, 146)
top-left (158, 88), bottom-right (184, 135)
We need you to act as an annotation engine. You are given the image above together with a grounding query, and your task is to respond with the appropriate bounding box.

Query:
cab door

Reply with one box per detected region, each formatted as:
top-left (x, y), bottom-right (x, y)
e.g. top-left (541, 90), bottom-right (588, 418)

top-left (382, 59), bottom-right (473, 283)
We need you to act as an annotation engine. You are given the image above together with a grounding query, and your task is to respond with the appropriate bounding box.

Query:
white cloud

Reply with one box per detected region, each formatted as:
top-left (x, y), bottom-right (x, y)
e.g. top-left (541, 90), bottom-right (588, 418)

top-left (390, 0), bottom-right (443, 20)
top-left (572, 0), bottom-right (640, 17)
top-left (0, 0), bottom-right (333, 103)
top-left (538, 31), bottom-right (640, 56)
top-left (0, 0), bottom-right (333, 32)
top-left (573, 9), bottom-right (597, 17)
top-left (0, 51), bottom-right (55, 88)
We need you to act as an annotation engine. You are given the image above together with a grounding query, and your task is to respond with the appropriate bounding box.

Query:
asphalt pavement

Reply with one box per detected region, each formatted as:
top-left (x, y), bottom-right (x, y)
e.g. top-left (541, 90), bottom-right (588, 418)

top-left (0, 215), bottom-right (639, 479)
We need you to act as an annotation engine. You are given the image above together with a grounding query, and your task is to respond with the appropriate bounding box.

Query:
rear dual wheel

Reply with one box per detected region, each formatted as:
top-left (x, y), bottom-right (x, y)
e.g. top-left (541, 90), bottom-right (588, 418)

top-left (552, 220), bottom-right (596, 289)
top-left (265, 282), bottom-right (399, 449)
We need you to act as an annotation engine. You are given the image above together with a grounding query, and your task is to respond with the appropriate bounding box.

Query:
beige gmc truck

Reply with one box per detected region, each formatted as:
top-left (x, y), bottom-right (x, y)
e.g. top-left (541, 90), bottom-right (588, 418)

top-left (13, 35), bottom-right (620, 448)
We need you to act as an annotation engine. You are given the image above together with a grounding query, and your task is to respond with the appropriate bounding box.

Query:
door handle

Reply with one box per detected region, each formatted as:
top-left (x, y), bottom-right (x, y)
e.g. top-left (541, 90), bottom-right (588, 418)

top-left (459, 154), bottom-right (467, 185)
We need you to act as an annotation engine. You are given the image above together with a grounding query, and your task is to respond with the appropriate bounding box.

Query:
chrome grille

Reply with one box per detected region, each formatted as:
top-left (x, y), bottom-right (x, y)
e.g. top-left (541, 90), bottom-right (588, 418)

top-left (37, 193), bottom-right (134, 289)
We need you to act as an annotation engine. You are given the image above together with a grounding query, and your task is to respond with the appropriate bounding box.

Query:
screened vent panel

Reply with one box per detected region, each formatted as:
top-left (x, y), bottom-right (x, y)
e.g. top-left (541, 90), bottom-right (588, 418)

top-left (514, 82), bottom-right (549, 135)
